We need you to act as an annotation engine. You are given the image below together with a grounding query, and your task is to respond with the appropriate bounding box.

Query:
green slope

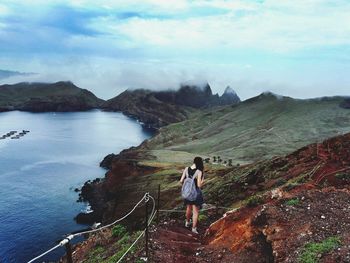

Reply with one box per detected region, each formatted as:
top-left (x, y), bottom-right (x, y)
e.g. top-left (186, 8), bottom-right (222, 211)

top-left (145, 93), bottom-right (350, 164)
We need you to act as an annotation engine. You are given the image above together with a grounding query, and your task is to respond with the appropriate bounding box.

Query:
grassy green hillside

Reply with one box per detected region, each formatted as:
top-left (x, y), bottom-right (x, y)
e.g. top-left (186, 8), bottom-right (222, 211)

top-left (145, 93), bottom-right (350, 164)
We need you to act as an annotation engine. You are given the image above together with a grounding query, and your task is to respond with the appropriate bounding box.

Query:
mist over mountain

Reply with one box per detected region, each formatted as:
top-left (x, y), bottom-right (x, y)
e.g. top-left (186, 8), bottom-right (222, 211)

top-left (103, 83), bottom-right (241, 128)
top-left (0, 69), bottom-right (35, 80)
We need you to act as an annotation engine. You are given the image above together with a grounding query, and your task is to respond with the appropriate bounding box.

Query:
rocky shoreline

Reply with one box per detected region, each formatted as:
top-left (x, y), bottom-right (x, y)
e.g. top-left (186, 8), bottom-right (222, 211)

top-left (74, 143), bottom-right (156, 225)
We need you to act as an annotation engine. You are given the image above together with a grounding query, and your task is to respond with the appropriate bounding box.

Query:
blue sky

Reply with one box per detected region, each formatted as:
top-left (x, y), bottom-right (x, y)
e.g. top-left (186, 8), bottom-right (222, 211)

top-left (0, 0), bottom-right (349, 99)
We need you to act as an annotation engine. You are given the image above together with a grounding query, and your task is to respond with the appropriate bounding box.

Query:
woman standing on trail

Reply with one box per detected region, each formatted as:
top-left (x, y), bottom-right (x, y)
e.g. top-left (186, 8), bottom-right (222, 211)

top-left (180, 157), bottom-right (204, 234)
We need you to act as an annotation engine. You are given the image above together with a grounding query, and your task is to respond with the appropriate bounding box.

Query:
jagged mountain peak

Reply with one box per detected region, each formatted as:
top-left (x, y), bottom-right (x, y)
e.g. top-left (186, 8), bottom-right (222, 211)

top-left (220, 86), bottom-right (241, 104)
top-left (178, 82), bottom-right (213, 95)
top-left (223, 86), bottom-right (236, 95)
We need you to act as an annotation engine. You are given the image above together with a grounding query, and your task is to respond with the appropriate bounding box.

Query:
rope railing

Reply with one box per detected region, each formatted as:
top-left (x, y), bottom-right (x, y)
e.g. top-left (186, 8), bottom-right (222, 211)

top-left (27, 192), bottom-right (154, 263)
top-left (116, 194), bottom-right (157, 263)
top-left (73, 193), bottom-right (150, 238)
top-left (27, 244), bottom-right (62, 263)
top-left (27, 184), bottom-right (233, 263)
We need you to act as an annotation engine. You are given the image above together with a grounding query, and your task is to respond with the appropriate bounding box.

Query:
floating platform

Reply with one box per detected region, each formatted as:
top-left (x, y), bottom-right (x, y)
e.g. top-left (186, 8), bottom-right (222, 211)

top-left (1, 130), bottom-right (30, 140)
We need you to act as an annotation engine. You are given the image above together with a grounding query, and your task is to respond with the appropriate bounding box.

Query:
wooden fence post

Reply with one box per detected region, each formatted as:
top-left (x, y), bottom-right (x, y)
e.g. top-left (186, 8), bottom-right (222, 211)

top-left (145, 197), bottom-right (149, 259)
top-left (157, 184), bottom-right (161, 224)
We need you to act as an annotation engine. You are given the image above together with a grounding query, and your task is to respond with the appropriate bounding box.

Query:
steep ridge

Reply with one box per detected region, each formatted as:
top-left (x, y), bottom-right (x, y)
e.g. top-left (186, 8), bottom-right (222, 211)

top-left (0, 81), bottom-right (104, 112)
top-left (102, 89), bottom-right (191, 128)
top-left (147, 93), bottom-right (350, 163)
top-left (102, 84), bottom-right (240, 129)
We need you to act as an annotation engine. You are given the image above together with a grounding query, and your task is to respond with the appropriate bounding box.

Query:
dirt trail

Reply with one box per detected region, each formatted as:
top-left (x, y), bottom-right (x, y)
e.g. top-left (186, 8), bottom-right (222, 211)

top-left (149, 219), bottom-right (237, 263)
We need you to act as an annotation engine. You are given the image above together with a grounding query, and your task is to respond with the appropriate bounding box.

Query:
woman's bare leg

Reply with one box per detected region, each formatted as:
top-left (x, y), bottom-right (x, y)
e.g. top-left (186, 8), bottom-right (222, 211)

top-left (186, 205), bottom-right (192, 222)
top-left (192, 205), bottom-right (199, 229)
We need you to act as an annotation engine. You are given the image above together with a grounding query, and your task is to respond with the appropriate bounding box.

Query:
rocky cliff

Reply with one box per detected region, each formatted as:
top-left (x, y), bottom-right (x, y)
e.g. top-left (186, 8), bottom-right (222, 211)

top-left (0, 81), bottom-right (104, 112)
top-left (204, 132), bottom-right (350, 262)
top-left (102, 84), bottom-right (240, 128)
top-left (102, 89), bottom-right (190, 129)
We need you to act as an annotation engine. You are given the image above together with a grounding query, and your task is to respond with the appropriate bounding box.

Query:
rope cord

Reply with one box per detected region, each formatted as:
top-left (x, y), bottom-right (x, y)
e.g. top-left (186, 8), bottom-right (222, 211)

top-left (27, 191), bottom-right (234, 263)
top-left (27, 193), bottom-right (149, 263)
top-left (27, 244), bottom-right (61, 263)
top-left (116, 194), bottom-right (157, 263)
top-left (72, 193), bottom-right (148, 237)
top-left (148, 195), bottom-right (157, 224)
top-left (116, 230), bottom-right (146, 263)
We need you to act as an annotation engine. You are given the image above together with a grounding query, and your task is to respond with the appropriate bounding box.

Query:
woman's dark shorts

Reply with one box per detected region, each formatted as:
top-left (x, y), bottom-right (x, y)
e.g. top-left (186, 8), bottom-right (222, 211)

top-left (184, 189), bottom-right (204, 209)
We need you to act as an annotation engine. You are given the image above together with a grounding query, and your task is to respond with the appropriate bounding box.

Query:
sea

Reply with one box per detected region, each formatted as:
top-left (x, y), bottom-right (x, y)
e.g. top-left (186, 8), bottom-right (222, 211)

top-left (0, 110), bottom-right (153, 263)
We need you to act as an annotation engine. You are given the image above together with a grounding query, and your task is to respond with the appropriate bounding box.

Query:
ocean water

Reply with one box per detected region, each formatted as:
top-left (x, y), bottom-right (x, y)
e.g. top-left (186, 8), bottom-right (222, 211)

top-left (0, 110), bottom-right (153, 263)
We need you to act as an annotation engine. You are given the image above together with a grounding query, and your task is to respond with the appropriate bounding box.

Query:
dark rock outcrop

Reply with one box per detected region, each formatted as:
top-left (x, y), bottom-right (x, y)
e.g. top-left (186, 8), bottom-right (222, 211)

top-left (75, 211), bottom-right (101, 225)
top-left (100, 153), bottom-right (117, 170)
top-left (0, 81), bottom-right (104, 112)
top-left (75, 178), bottom-right (105, 224)
top-left (102, 83), bottom-right (240, 128)
top-left (154, 84), bottom-right (240, 107)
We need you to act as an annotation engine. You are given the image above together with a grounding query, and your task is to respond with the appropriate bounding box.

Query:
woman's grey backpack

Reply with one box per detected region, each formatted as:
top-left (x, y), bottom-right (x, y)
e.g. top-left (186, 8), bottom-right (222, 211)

top-left (181, 168), bottom-right (199, 201)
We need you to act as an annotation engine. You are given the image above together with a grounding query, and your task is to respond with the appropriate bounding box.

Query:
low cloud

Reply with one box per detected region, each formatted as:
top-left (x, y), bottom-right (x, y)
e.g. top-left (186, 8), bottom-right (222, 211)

top-left (0, 0), bottom-right (349, 100)
top-left (2, 56), bottom-right (350, 101)
top-left (0, 69), bottom-right (35, 80)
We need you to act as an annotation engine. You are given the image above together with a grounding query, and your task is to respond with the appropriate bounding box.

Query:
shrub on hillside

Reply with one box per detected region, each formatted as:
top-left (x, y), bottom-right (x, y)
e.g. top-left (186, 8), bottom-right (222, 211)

top-left (112, 224), bottom-right (127, 238)
top-left (246, 195), bottom-right (263, 207)
top-left (299, 236), bottom-right (341, 263)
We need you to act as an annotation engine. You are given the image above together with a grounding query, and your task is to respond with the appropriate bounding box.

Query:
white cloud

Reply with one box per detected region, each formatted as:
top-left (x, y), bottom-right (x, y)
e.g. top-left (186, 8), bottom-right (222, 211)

top-left (1, 0), bottom-right (350, 100)
top-left (0, 3), bottom-right (10, 16)
top-left (87, 0), bottom-right (350, 52)
top-left (2, 54), bottom-right (350, 101)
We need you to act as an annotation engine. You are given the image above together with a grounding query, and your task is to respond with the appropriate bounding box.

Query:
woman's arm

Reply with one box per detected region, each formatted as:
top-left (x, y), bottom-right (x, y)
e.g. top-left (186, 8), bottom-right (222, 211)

top-left (179, 168), bottom-right (187, 184)
top-left (197, 171), bottom-right (204, 188)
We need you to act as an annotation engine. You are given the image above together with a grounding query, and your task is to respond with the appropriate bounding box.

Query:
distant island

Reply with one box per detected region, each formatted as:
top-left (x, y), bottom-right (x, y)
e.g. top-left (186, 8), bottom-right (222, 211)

top-left (0, 81), bottom-right (104, 112)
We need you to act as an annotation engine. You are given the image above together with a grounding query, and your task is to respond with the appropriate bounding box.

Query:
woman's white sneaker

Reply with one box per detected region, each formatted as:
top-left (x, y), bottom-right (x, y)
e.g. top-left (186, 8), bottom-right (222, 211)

top-left (192, 227), bottom-right (199, 234)
top-left (185, 220), bottom-right (191, 227)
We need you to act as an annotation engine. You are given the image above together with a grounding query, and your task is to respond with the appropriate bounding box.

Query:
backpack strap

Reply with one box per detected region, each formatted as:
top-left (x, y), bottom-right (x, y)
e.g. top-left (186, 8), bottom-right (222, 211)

top-left (185, 167), bottom-right (190, 178)
top-left (192, 169), bottom-right (200, 179)
top-left (187, 167), bottom-right (200, 179)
